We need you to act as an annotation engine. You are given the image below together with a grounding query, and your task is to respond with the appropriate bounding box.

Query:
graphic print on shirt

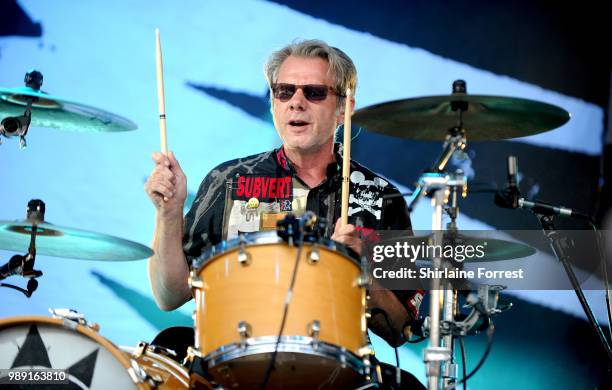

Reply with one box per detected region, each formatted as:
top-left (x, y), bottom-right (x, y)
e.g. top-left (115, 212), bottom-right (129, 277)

top-left (225, 176), bottom-right (309, 239)
top-left (348, 170), bottom-right (388, 220)
top-left (232, 176), bottom-right (292, 200)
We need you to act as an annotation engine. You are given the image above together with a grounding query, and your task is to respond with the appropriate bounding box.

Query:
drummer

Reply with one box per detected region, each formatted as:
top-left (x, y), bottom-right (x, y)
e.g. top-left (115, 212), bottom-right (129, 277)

top-left (145, 39), bottom-right (424, 385)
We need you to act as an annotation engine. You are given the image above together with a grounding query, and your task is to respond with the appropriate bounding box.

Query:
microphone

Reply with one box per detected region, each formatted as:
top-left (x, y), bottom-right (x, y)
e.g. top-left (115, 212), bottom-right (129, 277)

top-left (507, 155), bottom-right (518, 191)
top-left (0, 255), bottom-right (25, 280)
top-left (494, 155), bottom-right (520, 209)
top-left (517, 198), bottom-right (592, 221)
top-left (494, 155), bottom-right (592, 221)
top-left (0, 116), bottom-right (28, 135)
top-left (26, 279), bottom-right (39, 297)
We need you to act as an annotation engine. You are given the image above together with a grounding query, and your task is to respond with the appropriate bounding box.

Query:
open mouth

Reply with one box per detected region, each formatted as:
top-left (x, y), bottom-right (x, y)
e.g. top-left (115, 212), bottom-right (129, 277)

top-left (289, 120), bottom-right (309, 127)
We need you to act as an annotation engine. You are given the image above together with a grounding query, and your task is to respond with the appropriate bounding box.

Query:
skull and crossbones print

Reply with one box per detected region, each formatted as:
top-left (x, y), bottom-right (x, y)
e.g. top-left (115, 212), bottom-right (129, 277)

top-left (348, 171), bottom-right (388, 220)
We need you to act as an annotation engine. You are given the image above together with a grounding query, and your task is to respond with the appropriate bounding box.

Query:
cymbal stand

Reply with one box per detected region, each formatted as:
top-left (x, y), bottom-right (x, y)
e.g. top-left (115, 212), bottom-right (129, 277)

top-left (0, 70), bottom-right (43, 148)
top-left (407, 80), bottom-right (471, 390)
top-left (0, 199), bottom-right (44, 297)
top-left (408, 171), bottom-right (466, 390)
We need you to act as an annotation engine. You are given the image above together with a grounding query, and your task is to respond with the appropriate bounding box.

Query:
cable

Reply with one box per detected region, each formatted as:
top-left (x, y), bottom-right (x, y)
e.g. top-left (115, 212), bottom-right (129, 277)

top-left (443, 322), bottom-right (495, 390)
top-left (590, 221), bottom-right (612, 343)
top-left (459, 336), bottom-right (467, 390)
top-left (369, 308), bottom-right (402, 387)
top-left (258, 231), bottom-right (304, 390)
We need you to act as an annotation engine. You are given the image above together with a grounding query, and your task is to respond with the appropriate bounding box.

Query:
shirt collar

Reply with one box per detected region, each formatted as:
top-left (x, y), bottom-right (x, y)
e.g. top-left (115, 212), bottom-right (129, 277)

top-left (274, 143), bottom-right (344, 178)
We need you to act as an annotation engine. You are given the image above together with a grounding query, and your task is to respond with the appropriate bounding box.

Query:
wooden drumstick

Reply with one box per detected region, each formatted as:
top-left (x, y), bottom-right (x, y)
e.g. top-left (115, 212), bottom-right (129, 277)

top-left (155, 28), bottom-right (168, 155)
top-left (340, 88), bottom-right (352, 227)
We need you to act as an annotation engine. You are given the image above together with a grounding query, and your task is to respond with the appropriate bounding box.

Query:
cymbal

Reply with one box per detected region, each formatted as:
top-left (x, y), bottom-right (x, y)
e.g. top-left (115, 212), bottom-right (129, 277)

top-left (352, 95), bottom-right (570, 141)
top-left (378, 233), bottom-right (536, 262)
top-left (0, 220), bottom-right (153, 261)
top-left (0, 87), bottom-right (137, 132)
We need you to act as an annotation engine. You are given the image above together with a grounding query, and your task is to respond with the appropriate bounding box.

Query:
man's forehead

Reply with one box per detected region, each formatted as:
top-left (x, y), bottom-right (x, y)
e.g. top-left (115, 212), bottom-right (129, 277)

top-left (277, 56), bottom-right (334, 83)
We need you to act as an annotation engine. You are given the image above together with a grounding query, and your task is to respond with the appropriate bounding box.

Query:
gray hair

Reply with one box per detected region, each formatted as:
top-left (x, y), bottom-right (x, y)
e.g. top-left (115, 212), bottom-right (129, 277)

top-left (264, 39), bottom-right (357, 110)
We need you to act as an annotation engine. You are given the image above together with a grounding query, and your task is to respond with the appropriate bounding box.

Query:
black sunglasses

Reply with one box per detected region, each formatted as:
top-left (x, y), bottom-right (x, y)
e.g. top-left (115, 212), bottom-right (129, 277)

top-left (271, 83), bottom-right (345, 102)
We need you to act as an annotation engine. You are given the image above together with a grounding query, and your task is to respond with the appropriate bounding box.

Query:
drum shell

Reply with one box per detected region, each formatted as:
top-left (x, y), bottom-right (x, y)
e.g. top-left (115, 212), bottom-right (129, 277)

top-left (193, 239), bottom-right (367, 357)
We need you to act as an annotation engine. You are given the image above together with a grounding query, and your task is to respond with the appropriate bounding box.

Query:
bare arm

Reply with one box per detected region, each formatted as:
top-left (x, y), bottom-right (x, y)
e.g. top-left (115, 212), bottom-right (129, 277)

top-left (368, 281), bottom-right (411, 347)
top-left (145, 151), bottom-right (191, 310)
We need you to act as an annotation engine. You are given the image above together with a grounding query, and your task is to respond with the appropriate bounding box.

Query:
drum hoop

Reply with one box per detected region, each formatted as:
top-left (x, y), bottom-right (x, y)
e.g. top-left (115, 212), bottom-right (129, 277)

top-left (0, 315), bottom-right (146, 389)
top-left (202, 336), bottom-right (365, 374)
top-left (120, 346), bottom-right (190, 387)
top-left (192, 231), bottom-right (361, 270)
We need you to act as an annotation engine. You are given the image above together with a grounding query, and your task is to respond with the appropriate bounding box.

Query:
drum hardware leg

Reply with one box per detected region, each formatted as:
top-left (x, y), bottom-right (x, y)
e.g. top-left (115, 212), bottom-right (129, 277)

top-left (237, 321), bottom-right (252, 350)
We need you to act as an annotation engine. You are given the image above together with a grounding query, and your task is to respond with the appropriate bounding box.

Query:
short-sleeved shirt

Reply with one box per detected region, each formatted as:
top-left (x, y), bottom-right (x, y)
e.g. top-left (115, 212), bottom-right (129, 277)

top-left (183, 144), bottom-right (422, 318)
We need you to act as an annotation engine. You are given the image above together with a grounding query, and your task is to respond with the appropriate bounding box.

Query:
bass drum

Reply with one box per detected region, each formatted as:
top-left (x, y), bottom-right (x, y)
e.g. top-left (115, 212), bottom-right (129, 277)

top-left (0, 316), bottom-right (147, 389)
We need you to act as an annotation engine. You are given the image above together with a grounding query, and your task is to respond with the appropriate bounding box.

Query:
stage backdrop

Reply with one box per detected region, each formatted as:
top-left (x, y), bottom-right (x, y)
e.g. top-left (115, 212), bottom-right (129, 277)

top-left (1, 1), bottom-right (609, 388)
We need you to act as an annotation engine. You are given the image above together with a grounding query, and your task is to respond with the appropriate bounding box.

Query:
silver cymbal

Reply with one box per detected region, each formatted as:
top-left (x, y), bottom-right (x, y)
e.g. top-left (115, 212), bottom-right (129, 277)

top-left (0, 86), bottom-right (137, 132)
top-left (353, 94), bottom-right (570, 141)
top-left (0, 220), bottom-right (153, 261)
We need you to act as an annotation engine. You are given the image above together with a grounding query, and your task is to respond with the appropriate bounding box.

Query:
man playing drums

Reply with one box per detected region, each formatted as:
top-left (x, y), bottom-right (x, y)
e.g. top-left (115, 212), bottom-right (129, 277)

top-left (145, 39), bottom-right (424, 389)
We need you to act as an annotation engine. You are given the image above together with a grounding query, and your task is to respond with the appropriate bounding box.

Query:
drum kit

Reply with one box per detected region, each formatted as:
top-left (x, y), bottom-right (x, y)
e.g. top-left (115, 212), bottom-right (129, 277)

top-left (2, 69), bottom-right (598, 390)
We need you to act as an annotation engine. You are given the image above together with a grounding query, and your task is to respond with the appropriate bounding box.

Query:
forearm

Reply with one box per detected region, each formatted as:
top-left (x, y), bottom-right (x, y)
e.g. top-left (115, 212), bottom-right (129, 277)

top-left (368, 285), bottom-right (410, 347)
top-left (148, 210), bottom-right (191, 311)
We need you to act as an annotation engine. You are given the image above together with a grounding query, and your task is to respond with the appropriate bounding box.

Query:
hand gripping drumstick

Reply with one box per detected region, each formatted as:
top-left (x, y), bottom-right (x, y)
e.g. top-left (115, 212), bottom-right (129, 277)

top-left (155, 28), bottom-right (169, 202)
top-left (340, 88), bottom-right (352, 227)
top-left (155, 28), bottom-right (168, 155)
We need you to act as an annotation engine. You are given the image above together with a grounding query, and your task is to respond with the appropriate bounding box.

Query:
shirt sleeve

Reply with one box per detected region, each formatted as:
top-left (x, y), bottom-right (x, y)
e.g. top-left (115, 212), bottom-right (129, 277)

top-left (182, 170), bottom-right (227, 267)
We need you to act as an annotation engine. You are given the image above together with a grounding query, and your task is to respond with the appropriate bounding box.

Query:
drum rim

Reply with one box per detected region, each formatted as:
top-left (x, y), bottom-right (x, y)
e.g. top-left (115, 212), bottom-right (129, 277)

top-left (192, 230), bottom-right (361, 270)
top-left (201, 335), bottom-right (366, 374)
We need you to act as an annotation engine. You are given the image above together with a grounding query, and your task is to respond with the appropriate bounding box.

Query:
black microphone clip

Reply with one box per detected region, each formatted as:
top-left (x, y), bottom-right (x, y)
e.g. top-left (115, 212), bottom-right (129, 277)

top-left (494, 155), bottom-right (520, 210)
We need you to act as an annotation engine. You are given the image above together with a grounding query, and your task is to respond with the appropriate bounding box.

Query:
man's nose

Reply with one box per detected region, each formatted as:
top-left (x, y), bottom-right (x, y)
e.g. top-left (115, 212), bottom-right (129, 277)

top-left (289, 88), bottom-right (307, 110)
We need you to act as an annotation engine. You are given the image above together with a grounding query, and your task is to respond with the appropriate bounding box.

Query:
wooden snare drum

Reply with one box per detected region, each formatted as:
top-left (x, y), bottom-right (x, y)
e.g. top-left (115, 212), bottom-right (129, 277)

top-left (189, 231), bottom-right (370, 389)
